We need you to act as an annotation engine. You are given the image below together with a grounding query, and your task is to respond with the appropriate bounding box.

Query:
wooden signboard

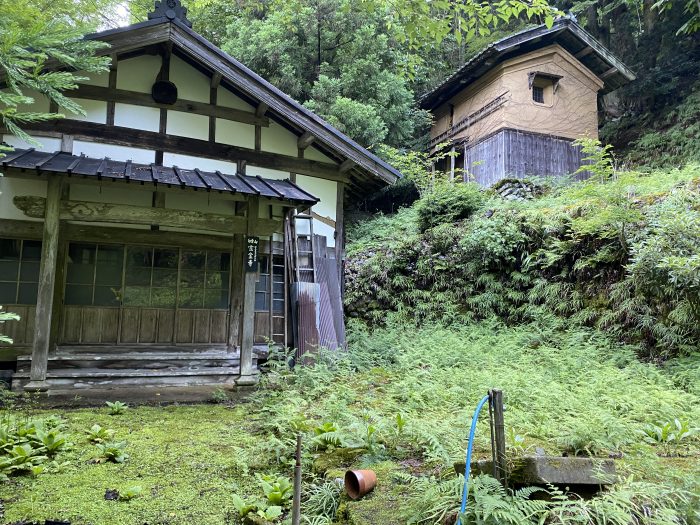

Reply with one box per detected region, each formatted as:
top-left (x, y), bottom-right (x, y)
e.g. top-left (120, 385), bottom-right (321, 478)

top-left (245, 236), bottom-right (259, 272)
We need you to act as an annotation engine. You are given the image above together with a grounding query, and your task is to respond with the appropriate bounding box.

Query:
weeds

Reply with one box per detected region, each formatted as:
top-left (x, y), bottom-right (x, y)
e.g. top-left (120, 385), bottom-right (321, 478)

top-left (105, 401), bottom-right (128, 415)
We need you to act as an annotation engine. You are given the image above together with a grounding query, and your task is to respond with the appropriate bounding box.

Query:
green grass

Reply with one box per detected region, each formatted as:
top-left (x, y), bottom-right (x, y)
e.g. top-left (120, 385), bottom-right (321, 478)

top-left (2, 321), bottom-right (699, 524)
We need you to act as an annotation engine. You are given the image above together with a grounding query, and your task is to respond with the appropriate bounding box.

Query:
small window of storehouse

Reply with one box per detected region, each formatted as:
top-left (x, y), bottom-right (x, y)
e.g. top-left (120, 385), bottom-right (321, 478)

top-left (529, 72), bottom-right (561, 106)
top-left (0, 239), bottom-right (42, 305)
top-left (532, 86), bottom-right (545, 104)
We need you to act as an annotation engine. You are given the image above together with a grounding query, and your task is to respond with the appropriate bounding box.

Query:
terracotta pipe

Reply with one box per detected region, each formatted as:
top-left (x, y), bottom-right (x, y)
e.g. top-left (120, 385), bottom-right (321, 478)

top-left (344, 469), bottom-right (377, 500)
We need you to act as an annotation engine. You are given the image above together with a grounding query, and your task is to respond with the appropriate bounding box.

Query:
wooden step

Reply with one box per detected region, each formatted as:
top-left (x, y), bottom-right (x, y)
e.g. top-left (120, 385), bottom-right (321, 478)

top-left (14, 366), bottom-right (241, 379)
top-left (12, 374), bottom-right (240, 390)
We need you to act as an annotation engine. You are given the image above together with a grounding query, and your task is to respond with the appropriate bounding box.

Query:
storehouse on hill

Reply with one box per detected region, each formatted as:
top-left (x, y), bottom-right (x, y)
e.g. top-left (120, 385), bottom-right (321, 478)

top-left (421, 18), bottom-right (635, 185)
top-left (0, 0), bottom-right (399, 399)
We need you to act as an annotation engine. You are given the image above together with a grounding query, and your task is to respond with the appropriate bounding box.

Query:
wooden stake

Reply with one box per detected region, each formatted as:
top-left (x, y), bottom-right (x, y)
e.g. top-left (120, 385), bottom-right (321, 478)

top-left (491, 389), bottom-right (507, 486)
top-left (292, 433), bottom-right (302, 525)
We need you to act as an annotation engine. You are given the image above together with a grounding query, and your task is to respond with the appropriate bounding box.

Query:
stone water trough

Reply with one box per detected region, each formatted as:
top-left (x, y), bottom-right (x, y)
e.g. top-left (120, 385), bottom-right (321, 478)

top-left (456, 456), bottom-right (617, 498)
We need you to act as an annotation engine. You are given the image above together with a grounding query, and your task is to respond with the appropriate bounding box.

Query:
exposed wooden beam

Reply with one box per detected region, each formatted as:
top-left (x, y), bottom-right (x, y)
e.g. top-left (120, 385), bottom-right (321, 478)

top-left (22, 120), bottom-right (347, 182)
top-left (0, 219), bottom-right (254, 252)
top-left (60, 134), bottom-right (74, 153)
top-left (70, 84), bottom-right (269, 127)
top-left (339, 159), bottom-right (355, 173)
top-left (13, 195), bottom-right (283, 236)
top-left (255, 102), bottom-right (269, 118)
top-left (297, 131), bottom-right (315, 150)
top-left (575, 46), bottom-right (594, 59)
top-left (209, 72), bottom-right (218, 142)
top-left (255, 125), bottom-right (261, 151)
top-left (106, 54), bottom-right (118, 126)
top-left (168, 24), bottom-right (400, 184)
top-left (311, 212), bottom-right (335, 229)
top-left (600, 66), bottom-right (618, 79)
top-left (335, 181), bottom-right (345, 286)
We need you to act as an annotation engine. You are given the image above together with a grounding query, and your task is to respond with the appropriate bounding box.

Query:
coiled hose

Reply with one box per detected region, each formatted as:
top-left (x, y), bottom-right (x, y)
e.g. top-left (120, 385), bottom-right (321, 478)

top-left (456, 394), bottom-right (491, 525)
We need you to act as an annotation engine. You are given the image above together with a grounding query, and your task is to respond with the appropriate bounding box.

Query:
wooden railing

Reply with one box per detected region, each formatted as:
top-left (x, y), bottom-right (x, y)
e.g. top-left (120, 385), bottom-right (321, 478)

top-left (429, 92), bottom-right (509, 149)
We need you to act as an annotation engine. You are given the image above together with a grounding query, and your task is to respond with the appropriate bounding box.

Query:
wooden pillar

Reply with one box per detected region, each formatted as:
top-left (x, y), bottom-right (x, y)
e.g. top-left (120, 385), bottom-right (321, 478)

top-left (449, 146), bottom-right (456, 181)
top-left (25, 176), bottom-right (63, 391)
top-left (237, 196), bottom-right (259, 386)
top-left (48, 184), bottom-right (69, 352)
top-left (228, 233), bottom-right (245, 350)
top-left (463, 143), bottom-right (469, 182)
top-left (335, 182), bottom-right (344, 284)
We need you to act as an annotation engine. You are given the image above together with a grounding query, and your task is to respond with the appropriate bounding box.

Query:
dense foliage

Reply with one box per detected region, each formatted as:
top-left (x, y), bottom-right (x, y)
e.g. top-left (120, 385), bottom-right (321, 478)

top-left (346, 163), bottom-right (700, 359)
top-left (0, 0), bottom-right (110, 150)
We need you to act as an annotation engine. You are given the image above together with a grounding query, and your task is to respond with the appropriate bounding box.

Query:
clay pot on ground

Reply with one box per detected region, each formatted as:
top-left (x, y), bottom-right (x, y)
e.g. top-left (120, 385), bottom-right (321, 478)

top-left (344, 469), bottom-right (377, 500)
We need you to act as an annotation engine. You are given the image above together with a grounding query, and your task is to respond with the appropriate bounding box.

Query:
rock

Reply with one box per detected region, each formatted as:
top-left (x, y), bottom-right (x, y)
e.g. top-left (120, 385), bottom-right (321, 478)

top-left (462, 455), bottom-right (617, 487)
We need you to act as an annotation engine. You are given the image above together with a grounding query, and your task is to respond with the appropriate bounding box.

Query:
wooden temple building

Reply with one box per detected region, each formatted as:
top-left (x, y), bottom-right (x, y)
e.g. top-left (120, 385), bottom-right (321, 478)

top-left (0, 1), bottom-right (399, 398)
top-left (421, 17), bottom-right (635, 185)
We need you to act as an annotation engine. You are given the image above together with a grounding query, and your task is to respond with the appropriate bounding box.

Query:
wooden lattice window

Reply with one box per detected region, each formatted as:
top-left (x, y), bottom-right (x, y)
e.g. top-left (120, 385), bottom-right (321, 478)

top-left (65, 243), bottom-right (124, 306)
top-left (0, 239), bottom-right (42, 305)
top-left (64, 243), bottom-right (231, 309)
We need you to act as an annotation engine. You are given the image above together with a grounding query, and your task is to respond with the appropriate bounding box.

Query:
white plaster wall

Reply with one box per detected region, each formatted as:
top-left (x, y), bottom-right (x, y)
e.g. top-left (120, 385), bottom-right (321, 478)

top-left (72, 141), bottom-right (156, 164)
top-left (169, 56), bottom-right (209, 103)
top-left (114, 103), bottom-right (160, 132)
top-left (218, 87), bottom-right (254, 111)
top-left (79, 70), bottom-right (109, 87)
top-left (0, 178), bottom-right (47, 221)
top-left (216, 119), bottom-right (255, 149)
top-left (166, 111), bottom-right (208, 140)
top-left (3, 89), bottom-right (51, 114)
top-left (305, 146), bottom-right (336, 164)
top-left (246, 166), bottom-right (289, 180)
top-left (262, 122), bottom-right (298, 157)
top-left (2, 135), bottom-right (61, 152)
top-left (116, 55), bottom-right (160, 93)
top-left (66, 98), bottom-right (107, 124)
top-left (162, 153), bottom-right (238, 174)
top-left (296, 175), bottom-right (337, 247)
top-left (165, 192), bottom-right (235, 215)
top-left (69, 183), bottom-right (153, 207)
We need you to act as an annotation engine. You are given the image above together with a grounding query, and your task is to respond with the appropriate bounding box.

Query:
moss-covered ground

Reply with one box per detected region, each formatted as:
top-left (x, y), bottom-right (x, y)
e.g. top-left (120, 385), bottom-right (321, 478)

top-left (2, 321), bottom-right (699, 525)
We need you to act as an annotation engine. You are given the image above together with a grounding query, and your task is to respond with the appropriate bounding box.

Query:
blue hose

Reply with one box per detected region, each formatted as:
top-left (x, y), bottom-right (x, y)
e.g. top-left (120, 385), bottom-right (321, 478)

top-left (456, 394), bottom-right (490, 525)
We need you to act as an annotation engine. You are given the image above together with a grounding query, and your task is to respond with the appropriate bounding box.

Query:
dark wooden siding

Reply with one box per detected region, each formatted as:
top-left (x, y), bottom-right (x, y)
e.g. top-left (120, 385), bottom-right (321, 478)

top-left (464, 129), bottom-right (586, 186)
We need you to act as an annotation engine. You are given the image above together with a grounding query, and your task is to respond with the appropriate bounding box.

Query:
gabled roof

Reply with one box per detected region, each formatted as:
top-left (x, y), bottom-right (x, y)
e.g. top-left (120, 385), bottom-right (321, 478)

top-left (420, 17), bottom-right (635, 111)
top-left (2, 148), bottom-right (318, 205)
top-left (82, 14), bottom-right (401, 194)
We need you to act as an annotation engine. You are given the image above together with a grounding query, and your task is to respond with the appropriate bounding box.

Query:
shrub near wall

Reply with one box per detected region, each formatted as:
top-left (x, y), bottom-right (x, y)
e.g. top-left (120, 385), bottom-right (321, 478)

top-left (345, 165), bottom-right (700, 359)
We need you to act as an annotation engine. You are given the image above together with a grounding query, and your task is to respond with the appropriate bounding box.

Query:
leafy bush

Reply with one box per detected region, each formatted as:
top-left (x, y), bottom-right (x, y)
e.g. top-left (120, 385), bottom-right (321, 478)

top-left (0, 415), bottom-right (71, 480)
top-left (85, 424), bottom-right (114, 444)
top-left (106, 401), bottom-right (128, 415)
top-left (415, 181), bottom-right (485, 232)
top-left (93, 441), bottom-right (128, 463)
top-left (258, 474), bottom-right (293, 507)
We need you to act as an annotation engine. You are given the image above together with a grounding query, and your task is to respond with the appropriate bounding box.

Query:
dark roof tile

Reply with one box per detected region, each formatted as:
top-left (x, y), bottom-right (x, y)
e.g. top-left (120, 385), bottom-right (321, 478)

top-left (2, 148), bottom-right (317, 205)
